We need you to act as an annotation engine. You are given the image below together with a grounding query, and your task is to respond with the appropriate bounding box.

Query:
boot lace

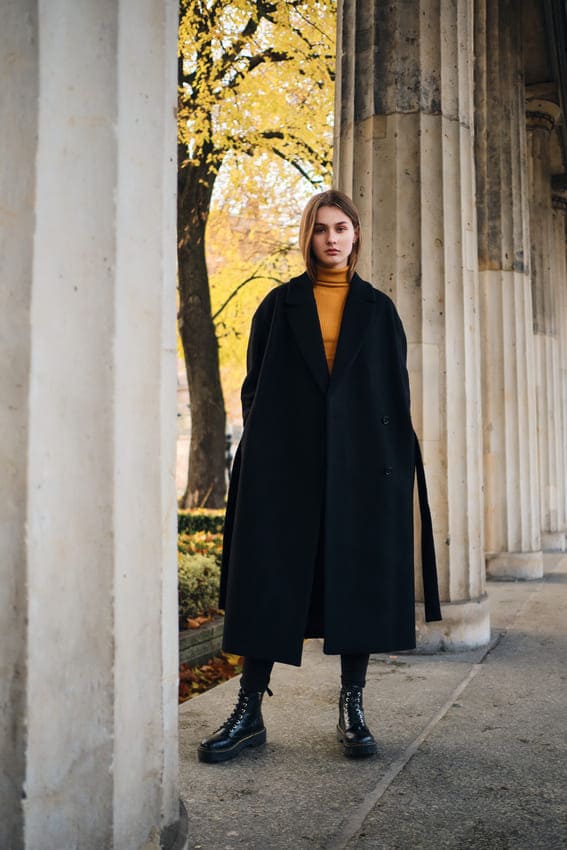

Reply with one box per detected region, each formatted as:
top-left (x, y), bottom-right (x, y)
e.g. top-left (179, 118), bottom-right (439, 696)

top-left (343, 688), bottom-right (366, 728)
top-left (215, 686), bottom-right (271, 734)
top-left (217, 691), bottom-right (250, 733)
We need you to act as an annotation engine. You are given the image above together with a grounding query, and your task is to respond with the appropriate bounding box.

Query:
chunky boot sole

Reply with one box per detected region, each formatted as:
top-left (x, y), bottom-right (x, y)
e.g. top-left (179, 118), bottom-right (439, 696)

top-left (336, 726), bottom-right (378, 758)
top-left (197, 727), bottom-right (267, 764)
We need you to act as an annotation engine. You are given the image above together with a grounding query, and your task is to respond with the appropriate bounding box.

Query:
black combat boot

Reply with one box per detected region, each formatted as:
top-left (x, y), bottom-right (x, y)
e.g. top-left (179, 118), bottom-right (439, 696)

top-left (336, 685), bottom-right (378, 758)
top-left (197, 688), bottom-right (267, 763)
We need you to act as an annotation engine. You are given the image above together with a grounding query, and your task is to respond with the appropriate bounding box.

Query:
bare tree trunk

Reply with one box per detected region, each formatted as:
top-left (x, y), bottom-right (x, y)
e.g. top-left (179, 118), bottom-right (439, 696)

top-left (177, 141), bottom-right (227, 508)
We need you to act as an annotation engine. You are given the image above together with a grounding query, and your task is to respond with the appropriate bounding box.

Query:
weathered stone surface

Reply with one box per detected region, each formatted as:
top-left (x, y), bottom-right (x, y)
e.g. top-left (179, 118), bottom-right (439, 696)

top-left (0, 2), bottom-right (180, 848)
top-left (179, 617), bottom-right (225, 667)
top-left (526, 96), bottom-right (567, 550)
top-left (526, 96), bottom-right (561, 335)
top-left (0, 4), bottom-right (37, 846)
top-left (475, 1), bottom-right (543, 576)
top-left (549, 199), bottom-right (567, 538)
top-left (487, 551), bottom-right (544, 580)
top-left (336, 0), bottom-right (487, 647)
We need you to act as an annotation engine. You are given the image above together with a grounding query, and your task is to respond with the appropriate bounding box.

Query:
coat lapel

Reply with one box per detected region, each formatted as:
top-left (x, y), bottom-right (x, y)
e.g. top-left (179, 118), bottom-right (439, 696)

top-left (284, 273), bottom-right (329, 395)
top-left (330, 273), bottom-right (375, 390)
top-left (284, 272), bottom-right (375, 395)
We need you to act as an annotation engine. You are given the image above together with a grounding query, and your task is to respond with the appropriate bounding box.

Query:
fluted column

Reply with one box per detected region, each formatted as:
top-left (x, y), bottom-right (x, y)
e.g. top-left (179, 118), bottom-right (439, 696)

top-left (335, 0), bottom-right (489, 648)
top-left (550, 192), bottom-right (567, 535)
top-left (475, 0), bottom-right (543, 579)
top-left (526, 92), bottom-right (567, 552)
top-left (0, 3), bottom-right (181, 848)
top-left (0, 6), bottom-right (36, 844)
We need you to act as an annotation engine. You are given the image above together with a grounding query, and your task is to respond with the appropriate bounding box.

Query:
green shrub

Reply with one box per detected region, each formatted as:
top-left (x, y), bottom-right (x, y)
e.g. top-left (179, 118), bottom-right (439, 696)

top-left (178, 531), bottom-right (223, 565)
top-left (178, 552), bottom-right (221, 624)
top-left (178, 508), bottom-right (225, 535)
top-left (177, 508), bottom-right (225, 534)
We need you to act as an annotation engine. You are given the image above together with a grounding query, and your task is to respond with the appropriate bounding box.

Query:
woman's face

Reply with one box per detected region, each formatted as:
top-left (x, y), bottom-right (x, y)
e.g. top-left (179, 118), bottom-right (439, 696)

top-left (311, 205), bottom-right (357, 269)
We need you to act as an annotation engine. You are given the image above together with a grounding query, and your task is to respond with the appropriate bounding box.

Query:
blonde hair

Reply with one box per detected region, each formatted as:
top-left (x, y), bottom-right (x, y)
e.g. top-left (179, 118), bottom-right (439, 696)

top-left (299, 190), bottom-right (362, 282)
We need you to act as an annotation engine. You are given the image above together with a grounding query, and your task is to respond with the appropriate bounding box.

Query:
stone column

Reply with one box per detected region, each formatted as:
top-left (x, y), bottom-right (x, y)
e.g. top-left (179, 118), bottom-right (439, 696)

top-left (550, 191), bottom-right (567, 537)
top-left (526, 91), bottom-right (567, 552)
top-left (475, 0), bottom-right (543, 579)
top-left (0, 3), bottom-right (182, 849)
top-left (0, 5), bottom-right (36, 845)
top-left (335, 0), bottom-right (489, 648)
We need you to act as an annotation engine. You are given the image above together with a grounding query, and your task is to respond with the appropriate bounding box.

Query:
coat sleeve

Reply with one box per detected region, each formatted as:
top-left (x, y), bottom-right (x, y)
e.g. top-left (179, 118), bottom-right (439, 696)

top-left (241, 287), bottom-right (280, 427)
top-left (388, 299), bottom-right (411, 410)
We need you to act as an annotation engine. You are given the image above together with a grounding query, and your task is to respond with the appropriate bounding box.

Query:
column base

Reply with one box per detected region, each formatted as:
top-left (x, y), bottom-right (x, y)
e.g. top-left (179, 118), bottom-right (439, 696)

top-left (160, 800), bottom-right (189, 850)
top-left (486, 550), bottom-right (544, 581)
top-left (541, 531), bottom-right (567, 552)
top-left (415, 595), bottom-right (490, 652)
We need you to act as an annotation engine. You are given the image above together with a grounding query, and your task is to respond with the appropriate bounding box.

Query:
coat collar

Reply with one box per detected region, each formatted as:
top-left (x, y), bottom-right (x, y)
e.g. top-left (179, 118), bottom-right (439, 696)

top-left (284, 272), bottom-right (375, 394)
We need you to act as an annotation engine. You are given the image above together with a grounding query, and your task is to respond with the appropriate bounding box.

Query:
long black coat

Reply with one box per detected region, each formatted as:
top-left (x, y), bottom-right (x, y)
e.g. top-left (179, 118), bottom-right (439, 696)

top-left (220, 272), bottom-right (441, 666)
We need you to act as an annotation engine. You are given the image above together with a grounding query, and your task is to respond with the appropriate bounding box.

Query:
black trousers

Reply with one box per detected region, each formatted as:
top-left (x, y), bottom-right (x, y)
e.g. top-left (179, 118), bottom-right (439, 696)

top-left (241, 653), bottom-right (370, 693)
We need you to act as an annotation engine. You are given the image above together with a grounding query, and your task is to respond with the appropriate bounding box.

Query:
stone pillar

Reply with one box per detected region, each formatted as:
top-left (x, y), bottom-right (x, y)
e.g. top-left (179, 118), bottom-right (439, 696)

top-left (0, 5), bottom-right (36, 845)
top-left (526, 91), bottom-right (567, 552)
top-left (335, 0), bottom-right (489, 648)
top-left (0, 3), bottom-right (182, 849)
top-left (550, 192), bottom-right (567, 536)
top-left (475, 0), bottom-right (543, 580)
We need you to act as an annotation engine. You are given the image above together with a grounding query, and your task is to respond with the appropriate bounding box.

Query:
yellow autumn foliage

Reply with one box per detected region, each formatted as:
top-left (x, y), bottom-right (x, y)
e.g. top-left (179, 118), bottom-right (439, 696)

top-left (179, 0), bottom-right (335, 177)
top-left (178, 0), bottom-right (336, 424)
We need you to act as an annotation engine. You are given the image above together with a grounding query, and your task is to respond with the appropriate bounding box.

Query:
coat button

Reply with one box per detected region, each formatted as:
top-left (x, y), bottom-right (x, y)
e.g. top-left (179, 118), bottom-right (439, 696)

top-left (381, 415), bottom-right (390, 425)
top-left (384, 466), bottom-right (393, 477)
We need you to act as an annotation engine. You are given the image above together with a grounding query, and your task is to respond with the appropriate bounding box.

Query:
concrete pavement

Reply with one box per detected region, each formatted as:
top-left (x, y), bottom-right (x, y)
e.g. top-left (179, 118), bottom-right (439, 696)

top-left (178, 554), bottom-right (567, 850)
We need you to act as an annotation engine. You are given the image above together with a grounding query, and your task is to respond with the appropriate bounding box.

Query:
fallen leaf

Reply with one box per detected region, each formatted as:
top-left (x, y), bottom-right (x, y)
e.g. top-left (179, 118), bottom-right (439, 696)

top-left (178, 652), bottom-right (243, 703)
top-left (187, 614), bottom-right (213, 629)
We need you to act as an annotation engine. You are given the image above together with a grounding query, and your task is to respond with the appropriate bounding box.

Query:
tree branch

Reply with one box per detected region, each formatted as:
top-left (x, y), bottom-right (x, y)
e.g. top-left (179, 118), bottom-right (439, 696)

top-left (212, 248), bottom-right (292, 319)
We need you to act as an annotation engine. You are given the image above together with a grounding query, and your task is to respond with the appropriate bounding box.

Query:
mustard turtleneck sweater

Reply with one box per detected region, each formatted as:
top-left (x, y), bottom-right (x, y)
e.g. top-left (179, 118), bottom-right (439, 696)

top-left (313, 265), bottom-right (350, 373)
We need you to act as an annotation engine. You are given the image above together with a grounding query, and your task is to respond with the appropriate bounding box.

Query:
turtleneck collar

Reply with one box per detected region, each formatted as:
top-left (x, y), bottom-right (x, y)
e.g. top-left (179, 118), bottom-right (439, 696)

top-left (316, 265), bottom-right (349, 285)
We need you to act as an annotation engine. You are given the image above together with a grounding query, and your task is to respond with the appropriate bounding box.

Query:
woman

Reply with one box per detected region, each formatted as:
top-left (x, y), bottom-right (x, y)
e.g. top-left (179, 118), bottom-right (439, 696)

top-left (198, 190), bottom-right (441, 764)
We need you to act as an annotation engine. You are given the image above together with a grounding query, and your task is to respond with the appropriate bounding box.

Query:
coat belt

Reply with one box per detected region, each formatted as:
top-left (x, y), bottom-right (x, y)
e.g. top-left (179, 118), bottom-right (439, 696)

top-left (414, 433), bottom-right (442, 622)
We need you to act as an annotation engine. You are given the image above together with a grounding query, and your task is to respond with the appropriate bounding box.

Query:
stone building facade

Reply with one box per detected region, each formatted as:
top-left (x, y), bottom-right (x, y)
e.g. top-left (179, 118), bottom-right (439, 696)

top-left (1, 0), bottom-right (566, 847)
top-left (334, 0), bottom-right (567, 649)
